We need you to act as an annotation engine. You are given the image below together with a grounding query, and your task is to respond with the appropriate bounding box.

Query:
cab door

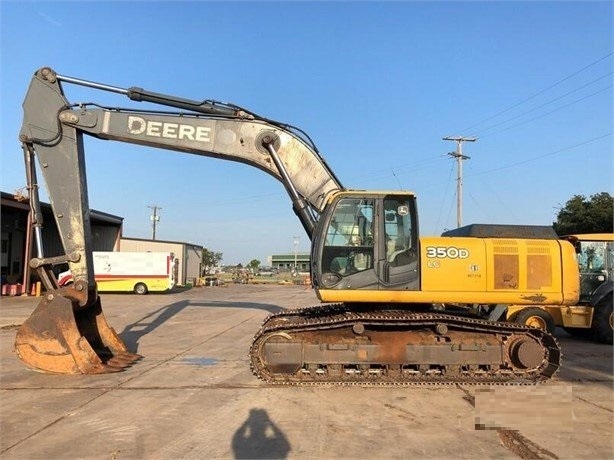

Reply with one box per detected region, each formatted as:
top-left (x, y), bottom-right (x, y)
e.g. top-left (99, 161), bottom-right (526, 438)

top-left (377, 195), bottom-right (420, 289)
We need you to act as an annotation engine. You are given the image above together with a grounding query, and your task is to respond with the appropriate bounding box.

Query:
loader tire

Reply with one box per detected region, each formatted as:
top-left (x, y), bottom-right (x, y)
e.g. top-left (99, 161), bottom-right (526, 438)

top-left (513, 307), bottom-right (556, 335)
top-left (590, 294), bottom-right (613, 345)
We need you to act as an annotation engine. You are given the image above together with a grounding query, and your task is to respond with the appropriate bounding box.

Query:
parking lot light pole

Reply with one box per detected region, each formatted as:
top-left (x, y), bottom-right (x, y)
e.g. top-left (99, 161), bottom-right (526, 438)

top-left (293, 236), bottom-right (300, 271)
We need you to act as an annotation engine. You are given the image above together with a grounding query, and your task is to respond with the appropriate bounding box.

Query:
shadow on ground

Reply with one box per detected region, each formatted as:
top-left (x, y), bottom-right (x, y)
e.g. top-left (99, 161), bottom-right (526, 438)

top-left (232, 408), bottom-right (291, 459)
top-left (119, 299), bottom-right (284, 352)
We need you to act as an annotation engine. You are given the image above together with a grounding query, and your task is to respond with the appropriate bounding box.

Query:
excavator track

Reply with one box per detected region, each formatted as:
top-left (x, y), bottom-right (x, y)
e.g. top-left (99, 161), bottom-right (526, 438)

top-left (250, 304), bottom-right (561, 386)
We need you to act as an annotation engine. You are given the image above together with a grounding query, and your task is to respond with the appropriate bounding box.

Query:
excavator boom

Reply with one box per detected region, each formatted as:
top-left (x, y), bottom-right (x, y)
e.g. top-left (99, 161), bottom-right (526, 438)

top-left (17, 67), bottom-right (341, 374)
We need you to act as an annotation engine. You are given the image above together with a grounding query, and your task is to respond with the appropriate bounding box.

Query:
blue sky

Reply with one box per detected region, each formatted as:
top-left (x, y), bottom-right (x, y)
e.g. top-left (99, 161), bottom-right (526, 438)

top-left (1, 1), bottom-right (612, 265)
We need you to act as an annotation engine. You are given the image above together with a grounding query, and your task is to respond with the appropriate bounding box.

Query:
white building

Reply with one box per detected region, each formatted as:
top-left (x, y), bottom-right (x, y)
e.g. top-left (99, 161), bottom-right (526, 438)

top-left (119, 237), bottom-right (203, 286)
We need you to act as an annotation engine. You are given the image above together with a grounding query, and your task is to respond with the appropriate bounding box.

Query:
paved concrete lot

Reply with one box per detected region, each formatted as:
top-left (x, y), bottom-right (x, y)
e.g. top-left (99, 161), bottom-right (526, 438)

top-left (1, 285), bottom-right (612, 459)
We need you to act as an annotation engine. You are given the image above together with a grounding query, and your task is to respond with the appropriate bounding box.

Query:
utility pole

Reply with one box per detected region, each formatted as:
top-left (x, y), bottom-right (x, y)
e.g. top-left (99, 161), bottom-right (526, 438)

top-left (443, 136), bottom-right (476, 228)
top-left (148, 205), bottom-right (162, 240)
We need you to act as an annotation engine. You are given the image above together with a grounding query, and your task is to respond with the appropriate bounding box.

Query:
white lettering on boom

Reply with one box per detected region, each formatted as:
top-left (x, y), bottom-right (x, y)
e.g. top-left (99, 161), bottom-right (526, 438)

top-left (178, 124), bottom-right (194, 140)
top-left (128, 116), bottom-right (211, 143)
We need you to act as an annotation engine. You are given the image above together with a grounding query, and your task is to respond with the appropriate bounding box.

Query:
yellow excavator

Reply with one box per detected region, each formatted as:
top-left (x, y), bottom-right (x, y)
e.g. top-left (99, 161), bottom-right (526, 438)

top-left (15, 67), bottom-right (580, 384)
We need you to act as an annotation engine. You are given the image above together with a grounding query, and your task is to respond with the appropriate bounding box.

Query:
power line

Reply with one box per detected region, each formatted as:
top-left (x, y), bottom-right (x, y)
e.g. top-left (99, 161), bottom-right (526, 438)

top-left (347, 155), bottom-right (446, 185)
top-left (478, 85), bottom-right (612, 139)
top-left (435, 161), bottom-right (456, 232)
top-left (391, 169), bottom-right (404, 190)
top-left (471, 72), bottom-right (613, 138)
top-left (458, 52), bottom-right (613, 134)
top-left (468, 133), bottom-right (612, 177)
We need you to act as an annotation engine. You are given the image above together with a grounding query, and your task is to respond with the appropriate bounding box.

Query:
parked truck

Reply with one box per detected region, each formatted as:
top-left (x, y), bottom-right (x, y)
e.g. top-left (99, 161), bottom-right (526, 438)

top-left (58, 252), bottom-right (176, 295)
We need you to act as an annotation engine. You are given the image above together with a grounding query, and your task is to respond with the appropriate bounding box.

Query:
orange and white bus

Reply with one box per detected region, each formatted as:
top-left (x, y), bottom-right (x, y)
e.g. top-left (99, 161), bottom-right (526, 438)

top-left (59, 252), bottom-right (176, 294)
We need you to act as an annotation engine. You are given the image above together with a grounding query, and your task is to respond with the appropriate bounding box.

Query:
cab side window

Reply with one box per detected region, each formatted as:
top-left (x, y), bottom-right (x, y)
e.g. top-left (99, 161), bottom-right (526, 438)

top-left (578, 241), bottom-right (606, 272)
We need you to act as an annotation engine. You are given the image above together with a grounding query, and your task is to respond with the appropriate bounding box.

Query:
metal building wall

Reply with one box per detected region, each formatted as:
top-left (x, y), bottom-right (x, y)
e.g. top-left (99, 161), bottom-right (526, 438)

top-left (183, 245), bottom-right (204, 285)
top-left (1, 192), bottom-right (123, 287)
top-left (271, 253), bottom-right (311, 271)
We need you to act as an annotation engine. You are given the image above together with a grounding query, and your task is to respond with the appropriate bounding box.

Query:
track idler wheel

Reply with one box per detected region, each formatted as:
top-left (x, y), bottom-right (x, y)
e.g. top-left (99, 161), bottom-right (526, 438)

top-left (507, 336), bottom-right (543, 370)
top-left (14, 292), bottom-right (140, 374)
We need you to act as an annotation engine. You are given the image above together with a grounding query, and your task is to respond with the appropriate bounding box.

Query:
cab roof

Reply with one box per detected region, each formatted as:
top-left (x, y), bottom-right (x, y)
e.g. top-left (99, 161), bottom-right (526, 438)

top-left (562, 233), bottom-right (614, 242)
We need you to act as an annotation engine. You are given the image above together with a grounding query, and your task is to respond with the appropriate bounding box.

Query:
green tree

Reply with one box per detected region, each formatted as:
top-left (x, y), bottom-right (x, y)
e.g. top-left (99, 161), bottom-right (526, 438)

top-left (247, 259), bottom-right (261, 273)
top-left (201, 248), bottom-right (223, 275)
top-left (553, 192), bottom-right (613, 235)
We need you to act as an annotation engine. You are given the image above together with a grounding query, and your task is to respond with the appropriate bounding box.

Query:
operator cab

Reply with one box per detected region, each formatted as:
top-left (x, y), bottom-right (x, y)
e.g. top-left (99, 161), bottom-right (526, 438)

top-left (311, 192), bottom-right (420, 291)
top-left (566, 235), bottom-right (614, 302)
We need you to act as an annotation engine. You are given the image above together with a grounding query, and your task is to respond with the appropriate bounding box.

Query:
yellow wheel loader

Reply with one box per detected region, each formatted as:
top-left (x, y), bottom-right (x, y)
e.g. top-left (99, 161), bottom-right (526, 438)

top-left (506, 234), bottom-right (613, 344)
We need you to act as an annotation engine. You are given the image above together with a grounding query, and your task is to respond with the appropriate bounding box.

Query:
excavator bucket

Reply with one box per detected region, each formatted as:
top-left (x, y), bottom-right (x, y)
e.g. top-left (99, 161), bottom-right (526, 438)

top-left (14, 293), bottom-right (140, 374)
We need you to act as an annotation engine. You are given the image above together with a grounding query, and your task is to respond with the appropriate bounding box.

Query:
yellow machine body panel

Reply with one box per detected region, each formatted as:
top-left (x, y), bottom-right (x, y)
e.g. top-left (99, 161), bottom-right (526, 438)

top-left (317, 236), bottom-right (579, 306)
top-left (421, 236), bottom-right (579, 302)
top-left (419, 236), bottom-right (488, 293)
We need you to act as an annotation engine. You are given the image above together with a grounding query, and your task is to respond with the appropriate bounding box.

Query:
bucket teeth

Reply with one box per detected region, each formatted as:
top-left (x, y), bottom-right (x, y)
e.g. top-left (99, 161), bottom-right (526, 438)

top-left (106, 353), bottom-right (142, 368)
top-left (14, 293), bottom-right (138, 375)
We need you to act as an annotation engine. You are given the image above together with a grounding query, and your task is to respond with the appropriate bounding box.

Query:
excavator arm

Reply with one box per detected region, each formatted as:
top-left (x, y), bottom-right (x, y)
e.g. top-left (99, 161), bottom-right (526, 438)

top-left (16, 67), bottom-right (342, 374)
top-left (20, 67), bottom-right (344, 298)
